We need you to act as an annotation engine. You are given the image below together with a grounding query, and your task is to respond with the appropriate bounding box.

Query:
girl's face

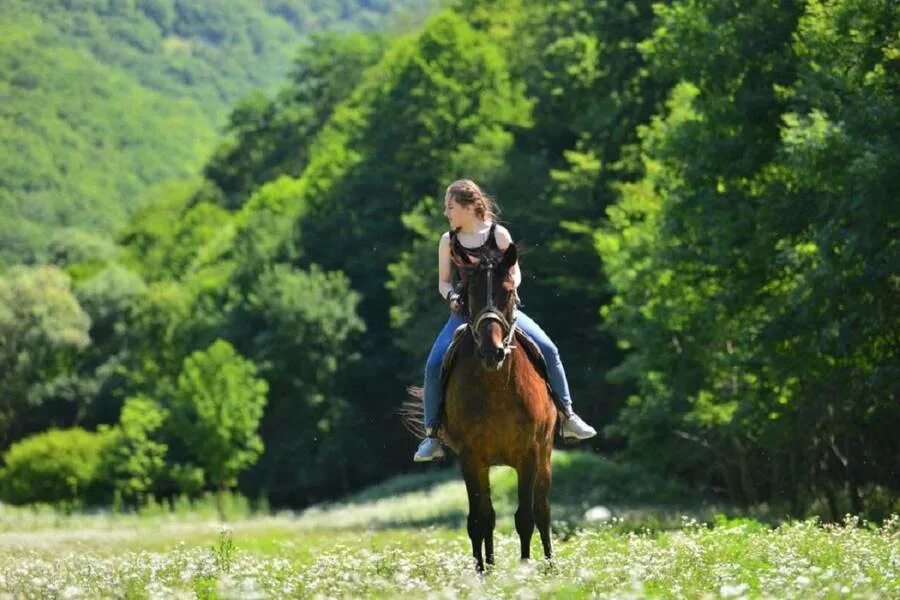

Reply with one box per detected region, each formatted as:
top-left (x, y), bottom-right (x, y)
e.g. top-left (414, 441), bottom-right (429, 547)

top-left (444, 196), bottom-right (476, 230)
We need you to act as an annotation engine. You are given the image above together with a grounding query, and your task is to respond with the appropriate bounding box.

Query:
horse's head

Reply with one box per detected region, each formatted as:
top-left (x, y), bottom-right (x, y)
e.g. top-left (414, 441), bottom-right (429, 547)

top-left (459, 244), bottom-right (518, 371)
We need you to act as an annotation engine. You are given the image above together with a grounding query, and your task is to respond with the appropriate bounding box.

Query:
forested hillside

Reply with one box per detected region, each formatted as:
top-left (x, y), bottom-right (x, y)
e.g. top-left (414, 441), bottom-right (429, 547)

top-left (0, 0), bottom-right (439, 264)
top-left (1, 0), bottom-right (897, 519)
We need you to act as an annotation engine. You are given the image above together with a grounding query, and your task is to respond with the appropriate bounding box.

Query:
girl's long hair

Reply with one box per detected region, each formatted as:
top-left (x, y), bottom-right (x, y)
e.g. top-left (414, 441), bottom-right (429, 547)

top-left (445, 179), bottom-right (499, 224)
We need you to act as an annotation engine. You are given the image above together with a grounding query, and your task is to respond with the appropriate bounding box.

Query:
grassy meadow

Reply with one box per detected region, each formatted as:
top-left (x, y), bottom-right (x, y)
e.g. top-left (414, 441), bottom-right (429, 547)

top-left (1, 452), bottom-right (897, 598)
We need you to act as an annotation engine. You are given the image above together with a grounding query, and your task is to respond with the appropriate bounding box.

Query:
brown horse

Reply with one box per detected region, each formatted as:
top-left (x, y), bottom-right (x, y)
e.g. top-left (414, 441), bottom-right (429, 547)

top-left (404, 243), bottom-right (557, 571)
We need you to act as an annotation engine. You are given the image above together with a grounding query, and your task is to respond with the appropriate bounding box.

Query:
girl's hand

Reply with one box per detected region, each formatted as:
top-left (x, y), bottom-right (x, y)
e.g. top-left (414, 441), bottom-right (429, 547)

top-left (448, 291), bottom-right (462, 312)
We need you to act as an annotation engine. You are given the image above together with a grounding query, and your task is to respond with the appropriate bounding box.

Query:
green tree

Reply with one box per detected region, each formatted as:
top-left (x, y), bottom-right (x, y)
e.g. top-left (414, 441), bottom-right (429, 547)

top-left (168, 340), bottom-right (267, 491)
top-left (204, 32), bottom-right (389, 208)
top-left (71, 264), bottom-right (148, 427)
top-left (599, 0), bottom-right (810, 503)
top-left (118, 182), bottom-right (233, 283)
top-left (237, 264), bottom-right (365, 503)
top-left (0, 266), bottom-right (91, 447)
top-left (103, 395), bottom-right (168, 505)
top-left (598, 0), bottom-right (899, 515)
top-left (47, 227), bottom-right (122, 282)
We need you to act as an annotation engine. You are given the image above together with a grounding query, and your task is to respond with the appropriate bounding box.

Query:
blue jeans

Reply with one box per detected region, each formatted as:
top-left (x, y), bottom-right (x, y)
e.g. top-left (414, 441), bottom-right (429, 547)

top-left (422, 310), bottom-right (573, 430)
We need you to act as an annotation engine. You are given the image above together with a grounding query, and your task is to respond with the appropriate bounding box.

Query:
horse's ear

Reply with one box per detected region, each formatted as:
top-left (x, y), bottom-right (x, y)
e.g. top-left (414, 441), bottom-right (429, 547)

top-left (500, 243), bottom-right (517, 271)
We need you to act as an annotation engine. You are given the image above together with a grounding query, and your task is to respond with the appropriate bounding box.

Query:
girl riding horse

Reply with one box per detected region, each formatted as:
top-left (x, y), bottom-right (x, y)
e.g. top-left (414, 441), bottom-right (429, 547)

top-left (414, 179), bottom-right (596, 461)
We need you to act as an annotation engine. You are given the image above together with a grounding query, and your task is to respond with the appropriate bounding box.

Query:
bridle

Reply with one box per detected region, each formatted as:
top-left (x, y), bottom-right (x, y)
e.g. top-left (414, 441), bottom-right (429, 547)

top-left (467, 258), bottom-right (517, 357)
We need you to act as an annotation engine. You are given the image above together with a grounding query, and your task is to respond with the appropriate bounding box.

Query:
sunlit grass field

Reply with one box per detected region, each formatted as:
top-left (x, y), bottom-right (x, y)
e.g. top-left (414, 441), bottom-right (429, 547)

top-left (1, 452), bottom-right (897, 598)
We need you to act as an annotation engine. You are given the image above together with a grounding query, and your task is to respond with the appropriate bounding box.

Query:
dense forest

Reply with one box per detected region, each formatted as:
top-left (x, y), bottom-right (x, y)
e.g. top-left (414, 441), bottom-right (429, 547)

top-left (0, 0), bottom-right (438, 265)
top-left (1, 0), bottom-right (897, 519)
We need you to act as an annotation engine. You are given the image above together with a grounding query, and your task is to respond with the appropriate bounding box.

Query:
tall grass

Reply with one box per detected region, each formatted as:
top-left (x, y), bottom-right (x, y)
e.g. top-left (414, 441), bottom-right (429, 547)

top-left (1, 451), bottom-right (897, 597)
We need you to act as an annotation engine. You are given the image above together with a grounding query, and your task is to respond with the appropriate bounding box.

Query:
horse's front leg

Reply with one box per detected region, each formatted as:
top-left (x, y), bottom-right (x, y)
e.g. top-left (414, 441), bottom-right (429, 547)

top-left (461, 456), bottom-right (492, 572)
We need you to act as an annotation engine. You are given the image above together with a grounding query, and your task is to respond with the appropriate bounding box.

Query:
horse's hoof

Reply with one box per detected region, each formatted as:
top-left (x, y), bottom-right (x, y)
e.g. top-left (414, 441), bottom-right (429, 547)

top-left (540, 558), bottom-right (556, 573)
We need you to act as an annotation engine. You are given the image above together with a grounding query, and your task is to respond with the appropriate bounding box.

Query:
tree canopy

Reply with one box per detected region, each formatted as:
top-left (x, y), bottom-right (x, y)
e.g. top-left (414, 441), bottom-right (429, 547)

top-left (1, 0), bottom-right (896, 518)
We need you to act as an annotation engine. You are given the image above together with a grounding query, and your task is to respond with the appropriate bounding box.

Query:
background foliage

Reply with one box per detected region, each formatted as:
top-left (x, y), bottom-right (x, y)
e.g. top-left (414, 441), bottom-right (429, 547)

top-left (0, 0), bottom-right (896, 519)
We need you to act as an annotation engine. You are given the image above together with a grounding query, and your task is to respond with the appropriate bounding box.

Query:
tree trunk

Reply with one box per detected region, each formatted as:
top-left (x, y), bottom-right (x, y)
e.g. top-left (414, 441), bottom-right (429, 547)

top-left (732, 436), bottom-right (758, 506)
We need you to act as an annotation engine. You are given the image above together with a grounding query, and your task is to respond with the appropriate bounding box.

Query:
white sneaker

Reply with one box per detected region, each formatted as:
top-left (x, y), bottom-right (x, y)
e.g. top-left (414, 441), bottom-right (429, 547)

top-left (561, 413), bottom-right (597, 441)
top-left (413, 437), bottom-right (445, 462)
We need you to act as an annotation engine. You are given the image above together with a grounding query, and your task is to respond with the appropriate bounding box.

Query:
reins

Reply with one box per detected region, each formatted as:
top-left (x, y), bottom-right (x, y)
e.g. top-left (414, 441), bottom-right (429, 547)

top-left (467, 260), bottom-right (517, 355)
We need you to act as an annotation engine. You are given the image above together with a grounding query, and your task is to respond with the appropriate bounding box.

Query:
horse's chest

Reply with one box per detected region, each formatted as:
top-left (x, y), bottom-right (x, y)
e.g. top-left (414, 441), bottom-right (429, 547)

top-left (445, 368), bottom-right (528, 423)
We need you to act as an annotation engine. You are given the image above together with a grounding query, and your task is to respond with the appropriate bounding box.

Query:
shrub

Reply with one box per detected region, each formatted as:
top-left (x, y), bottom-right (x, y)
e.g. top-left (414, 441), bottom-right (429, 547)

top-left (0, 427), bottom-right (116, 505)
top-left (102, 395), bottom-right (168, 505)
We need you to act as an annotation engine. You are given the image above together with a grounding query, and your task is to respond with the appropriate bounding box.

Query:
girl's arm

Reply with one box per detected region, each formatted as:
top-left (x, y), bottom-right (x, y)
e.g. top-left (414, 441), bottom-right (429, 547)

top-left (494, 225), bottom-right (522, 288)
top-left (438, 232), bottom-right (454, 299)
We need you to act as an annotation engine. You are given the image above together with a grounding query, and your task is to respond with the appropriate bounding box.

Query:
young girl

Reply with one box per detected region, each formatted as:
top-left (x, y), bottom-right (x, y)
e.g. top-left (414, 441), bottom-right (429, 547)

top-left (414, 179), bottom-right (597, 461)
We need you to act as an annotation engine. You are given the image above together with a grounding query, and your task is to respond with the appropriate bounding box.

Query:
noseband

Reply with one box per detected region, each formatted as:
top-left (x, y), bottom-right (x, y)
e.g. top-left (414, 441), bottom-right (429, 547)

top-left (468, 260), bottom-right (517, 356)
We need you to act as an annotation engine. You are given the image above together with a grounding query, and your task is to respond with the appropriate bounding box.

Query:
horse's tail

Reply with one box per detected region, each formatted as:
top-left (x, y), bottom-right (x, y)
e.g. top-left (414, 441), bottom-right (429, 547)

top-left (398, 386), bottom-right (427, 439)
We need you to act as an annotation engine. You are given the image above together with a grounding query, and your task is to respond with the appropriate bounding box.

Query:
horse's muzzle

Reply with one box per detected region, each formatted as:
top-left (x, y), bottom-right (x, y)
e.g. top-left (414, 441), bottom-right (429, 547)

top-left (472, 313), bottom-right (514, 371)
top-left (479, 345), bottom-right (507, 371)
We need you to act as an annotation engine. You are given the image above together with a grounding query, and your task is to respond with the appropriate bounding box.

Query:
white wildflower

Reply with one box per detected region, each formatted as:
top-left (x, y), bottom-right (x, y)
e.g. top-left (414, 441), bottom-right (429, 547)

top-left (719, 582), bottom-right (749, 598)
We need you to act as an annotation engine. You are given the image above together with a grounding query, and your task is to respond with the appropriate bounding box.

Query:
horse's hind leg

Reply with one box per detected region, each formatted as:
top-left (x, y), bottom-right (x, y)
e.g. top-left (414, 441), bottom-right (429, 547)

top-left (461, 457), bottom-right (492, 572)
top-left (534, 453), bottom-right (553, 560)
top-left (515, 453), bottom-right (537, 561)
